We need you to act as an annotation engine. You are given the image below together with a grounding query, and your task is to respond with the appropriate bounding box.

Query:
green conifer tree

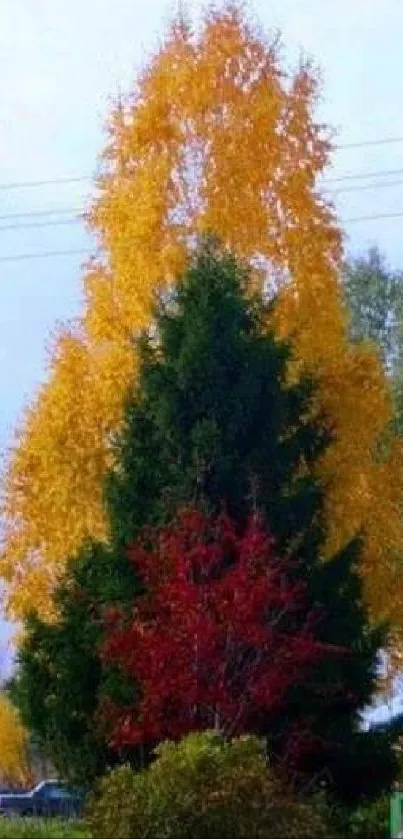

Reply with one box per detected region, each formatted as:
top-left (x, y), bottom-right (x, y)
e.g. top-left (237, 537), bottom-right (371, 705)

top-left (14, 239), bottom-right (397, 801)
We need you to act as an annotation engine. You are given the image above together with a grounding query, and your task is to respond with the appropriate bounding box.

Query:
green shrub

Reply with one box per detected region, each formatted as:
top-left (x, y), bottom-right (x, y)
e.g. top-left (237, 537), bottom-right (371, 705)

top-left (88, 731), bottom-right (335, 838)
top-left (346, 794), bottom-right (390, 838)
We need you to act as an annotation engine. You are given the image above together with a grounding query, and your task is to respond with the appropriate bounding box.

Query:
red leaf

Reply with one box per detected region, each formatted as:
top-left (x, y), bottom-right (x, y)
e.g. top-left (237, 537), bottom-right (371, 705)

top-left (102, 506), bottom-right (343, 751)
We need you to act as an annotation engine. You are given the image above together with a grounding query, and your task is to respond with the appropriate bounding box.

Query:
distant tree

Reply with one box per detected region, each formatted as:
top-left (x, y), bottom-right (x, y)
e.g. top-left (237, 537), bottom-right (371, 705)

top-left (342, 246), bottom-right (403, 432)
top-left (343, 247), bottom-right (398, 367)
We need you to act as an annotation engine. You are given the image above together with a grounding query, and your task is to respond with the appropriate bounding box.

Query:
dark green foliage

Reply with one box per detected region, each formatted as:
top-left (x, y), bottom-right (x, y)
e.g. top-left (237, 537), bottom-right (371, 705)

top-left (267, 540), bottom-right (395, 802)
top-left (12, 540), bottom-right (141, 790)
top-left (14, 238), bottom-right (397, 802)
top-left (106, 239), bottom-right (329, 558)
top-left (104, 239), bottom-right (392, 803)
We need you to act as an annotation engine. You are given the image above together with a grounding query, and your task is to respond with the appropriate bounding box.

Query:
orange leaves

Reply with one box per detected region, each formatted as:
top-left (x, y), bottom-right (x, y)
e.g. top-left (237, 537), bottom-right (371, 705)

top-left (318, 345), bottom-right (395, 513)
top-left (0, 327), bottom-right (135, 619)
top-left (1, 3), bottom-right (402, 637)
top-left (0, 695), bottom-right (30, 785)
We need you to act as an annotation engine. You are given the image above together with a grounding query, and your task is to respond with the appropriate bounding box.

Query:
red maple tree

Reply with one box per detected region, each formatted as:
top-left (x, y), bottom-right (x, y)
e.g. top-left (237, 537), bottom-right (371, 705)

top-left (102, 507), bottom-right (341, 749)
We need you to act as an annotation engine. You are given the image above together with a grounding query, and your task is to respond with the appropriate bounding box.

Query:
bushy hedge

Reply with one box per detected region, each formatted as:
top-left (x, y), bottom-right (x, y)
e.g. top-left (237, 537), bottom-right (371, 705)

top-left (346, 793), bottom-right (389, 838)
top-left (88, 731), bottom-right (336, 838)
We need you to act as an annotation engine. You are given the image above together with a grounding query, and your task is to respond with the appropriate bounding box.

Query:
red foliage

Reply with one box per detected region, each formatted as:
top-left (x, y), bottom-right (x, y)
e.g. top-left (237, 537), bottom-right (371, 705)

top-left (102, 507), bottom-right (342, 749)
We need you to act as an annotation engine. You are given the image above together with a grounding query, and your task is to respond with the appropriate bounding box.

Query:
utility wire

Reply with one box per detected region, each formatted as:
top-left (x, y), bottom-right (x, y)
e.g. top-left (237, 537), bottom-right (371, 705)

top-left (323, 167), bottom-right (403, 185)
top-left (0, 158), bottom-right (402, 198)
top-left (0, 248), bottom-right (89, 263)
top-left (3, 176), bottom-right (403, 231)
top-left (3, 167), bottom-right (401, 189)
top-left (0, 207), bottom-right (82, 221)
top-left (1, 134), bottom-right (403, 255)
top-left (0, 209), bottom-right (402, 262)
top-left (0, 176), bottom-right (92, 192)
top-left (344, 210), bottom-right (403, 224)
top-left (337, 135), bottom-right (403, 150)
top-left (0, 135), bottom-right (402, 192)
top-left (0, 127), bottom-right (399, 193)
top-left (0, 209), bottom-right (402, 264)
top-left (0, 218), bottom-right (82, 233)
top-left (3, 175), bottom-right (403, 228)
top-left (0, 165), bottom-right (402, 205)
top-left (324, 179), bottom-right (403, 195)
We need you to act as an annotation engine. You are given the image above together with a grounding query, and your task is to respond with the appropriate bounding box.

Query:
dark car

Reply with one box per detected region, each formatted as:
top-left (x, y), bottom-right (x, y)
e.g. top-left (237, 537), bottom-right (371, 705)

top-left (0, 779), bottom-right (83, 818)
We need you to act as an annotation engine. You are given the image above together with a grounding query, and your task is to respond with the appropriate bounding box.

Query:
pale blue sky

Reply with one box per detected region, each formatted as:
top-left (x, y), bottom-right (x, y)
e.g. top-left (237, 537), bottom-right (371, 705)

top-left (0, 0), bottom-right (402, 714)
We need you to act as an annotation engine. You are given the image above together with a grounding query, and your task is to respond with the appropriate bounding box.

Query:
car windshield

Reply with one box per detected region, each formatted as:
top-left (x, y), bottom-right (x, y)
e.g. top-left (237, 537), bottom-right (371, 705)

top-left (47, 787), bottom-right (71, 799)
top-left (34, 782), bottom-right (71, 798)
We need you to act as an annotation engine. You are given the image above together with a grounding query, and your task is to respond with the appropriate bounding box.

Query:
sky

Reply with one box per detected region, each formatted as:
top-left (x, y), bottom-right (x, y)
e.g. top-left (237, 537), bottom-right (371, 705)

top-left (0, 0), bottom-right (402, 714)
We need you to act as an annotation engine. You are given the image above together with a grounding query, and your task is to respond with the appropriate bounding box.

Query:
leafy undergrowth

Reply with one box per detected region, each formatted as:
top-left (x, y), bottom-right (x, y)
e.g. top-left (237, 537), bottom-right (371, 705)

top-left (0, 818), bottom-right (90, 838)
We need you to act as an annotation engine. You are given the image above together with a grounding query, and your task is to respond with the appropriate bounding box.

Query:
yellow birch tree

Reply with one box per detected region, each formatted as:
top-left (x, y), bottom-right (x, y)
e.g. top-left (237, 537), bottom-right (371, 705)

top-left (1, 5), bottom-right (402, 645)
top-left (0, 694), bottom-right (30, 786)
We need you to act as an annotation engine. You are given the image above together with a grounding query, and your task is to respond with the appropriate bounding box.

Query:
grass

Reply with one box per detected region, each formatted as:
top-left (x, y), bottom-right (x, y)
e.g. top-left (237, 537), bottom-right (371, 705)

top-left (0, 817), bottom-right (90, 838)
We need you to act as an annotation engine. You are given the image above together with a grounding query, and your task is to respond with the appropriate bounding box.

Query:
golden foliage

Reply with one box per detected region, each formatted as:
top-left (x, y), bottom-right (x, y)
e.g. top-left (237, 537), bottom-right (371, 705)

top-left (1, 5), bottom-right (402, 632)
top-left (0, 694), bottom-right (30, 785)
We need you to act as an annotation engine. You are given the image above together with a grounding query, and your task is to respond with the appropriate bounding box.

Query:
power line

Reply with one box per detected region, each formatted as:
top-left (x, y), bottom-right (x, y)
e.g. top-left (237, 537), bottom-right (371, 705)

top-left (323, 167), bottom-right (403, 185)
top-left (0, 176), bottom-right (92, 192)
top-left (0, 248), bottom-right (88, 263)
top-left (0, 126), bottom-right (400, 195)
top-left (0, 185), bottom-right (398, 228)
top-left (3, 175), bottom-right (403, 230)
top-left (344, 210), bottom-right (403, 224)
top-left (0, 136), bottom-right (400, 192)
top-left (324, 179), bottom-right (403, 195)
top-left (0, 165), bottom-right (402, 200)
top-left (0, 168), bottom-right (392, 191)
top-left (0, 207), bottom-right (81, 221)
top-left (0, 194), bottom-right (402, 237)
top-left (0, 159), bottom-right (401, 194)
top-left (0, 208), bottom-right (402, 262)
top-left (1, 156), bottom-right (403, 251)
top-left (0, 218), bottom-right (83, 233)
top-left (337, 135), bottom-right (403, 150)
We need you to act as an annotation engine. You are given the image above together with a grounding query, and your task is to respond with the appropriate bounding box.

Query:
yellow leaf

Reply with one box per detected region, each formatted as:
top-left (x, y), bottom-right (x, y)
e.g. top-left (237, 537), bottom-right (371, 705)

top-left (1, 4), bottom-right (402, 652)
top-left (0, 695), bottom-right (30, 785)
